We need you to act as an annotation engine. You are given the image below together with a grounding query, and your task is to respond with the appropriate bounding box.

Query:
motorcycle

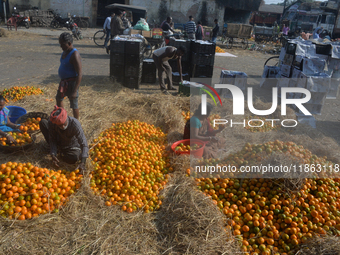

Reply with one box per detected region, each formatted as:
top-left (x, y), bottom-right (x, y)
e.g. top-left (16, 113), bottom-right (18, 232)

top-left (69, 19), bottom-right (82, 40)
top-left (50, 11), bottom-right (72, 29)
top-left (12, 7), bottom-right (30, 29)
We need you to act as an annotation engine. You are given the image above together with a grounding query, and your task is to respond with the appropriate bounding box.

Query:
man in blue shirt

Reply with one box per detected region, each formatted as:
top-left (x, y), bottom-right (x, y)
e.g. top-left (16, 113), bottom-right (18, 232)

top-left (211, 19), bottom-right (219, 43)
top-left (313, 26), bottom-right (323, 39)
top-left (104, 12), bottom-right (115, 53)
top-left (56, 32), bottom-right (82, 119)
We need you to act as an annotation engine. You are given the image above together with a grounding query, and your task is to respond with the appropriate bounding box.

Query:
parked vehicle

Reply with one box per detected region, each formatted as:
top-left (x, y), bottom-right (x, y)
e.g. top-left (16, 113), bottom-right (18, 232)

top-left (12, 7), bottom-right (30, 29)
top-left (50, 10), bottom-right (72, 29)
top-left (282, 3), bottom-right (336, 37)
top-left (69, 19), bottom-right (82, 40)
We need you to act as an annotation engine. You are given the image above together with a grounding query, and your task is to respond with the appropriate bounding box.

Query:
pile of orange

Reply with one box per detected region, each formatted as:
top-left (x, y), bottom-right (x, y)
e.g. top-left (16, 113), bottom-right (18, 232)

top-left (89, 120), bottom-right (172, 213)
top-left (216, 46), bottom-right (226, 53)
top-left (20, 117), bottom-right (42, 132)
top-left (0, 118), bottom-right (42, 147)
top-left (208, 114), bottom-right (221, 130)
top-left (192, 141), bottom-right (340, 254)
top-left (182, 111), bottom-right (192, 121)
top-left (1, 86), bottom-right (44, 102)
top-left (196, 141), bottom-right (334, 176)
top-left (0, 131), bottom-right (32, 146)
top-left (0, 162), bottom-right (82, 220)
top-left (175, 143), bottom-right (202, 152)
top-left (244, 116), bottom-right (281, 133)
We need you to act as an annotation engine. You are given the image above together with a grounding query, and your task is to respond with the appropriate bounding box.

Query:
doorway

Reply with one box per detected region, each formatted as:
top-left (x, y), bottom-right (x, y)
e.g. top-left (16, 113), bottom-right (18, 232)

top-left (97, 0), bottom-right (125, 26)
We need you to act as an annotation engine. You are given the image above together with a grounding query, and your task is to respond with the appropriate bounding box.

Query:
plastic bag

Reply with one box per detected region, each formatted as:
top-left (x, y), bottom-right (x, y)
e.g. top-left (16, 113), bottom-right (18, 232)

top-left (133, 18), bottom-right (150, 31)
top-left (123, 28), bottom-right (130, 35)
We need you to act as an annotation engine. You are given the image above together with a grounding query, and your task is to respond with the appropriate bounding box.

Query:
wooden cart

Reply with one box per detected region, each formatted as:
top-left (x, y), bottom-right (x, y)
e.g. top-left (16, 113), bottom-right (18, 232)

top-left (254, 26), bottom-right (278, 43)
top-left (222, 23), bottom-right (252, 50)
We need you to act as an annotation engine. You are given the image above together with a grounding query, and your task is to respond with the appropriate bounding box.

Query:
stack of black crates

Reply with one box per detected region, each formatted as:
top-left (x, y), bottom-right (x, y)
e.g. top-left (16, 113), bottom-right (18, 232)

top-left (110, 38), bottom-right (144, 89)
top-left (168, 38), bottom-right (192, 84)
top-left (141, 59), bottom-right (156, 83)
top-left (110, 40), bottom-right (125, 83)
top-left (190, 41), bottom-right (216, 79)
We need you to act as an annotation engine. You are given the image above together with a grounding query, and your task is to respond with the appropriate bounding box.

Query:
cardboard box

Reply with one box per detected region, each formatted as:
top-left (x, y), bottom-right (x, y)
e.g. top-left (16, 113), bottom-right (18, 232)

top-left (306, 73), bottom-right (331, 92)
top-left (283, 54), bottom-right (294, 66)
top-left (327, 77), bottom-right (340, 99)
top-left (291, 68), bottom-right (301, 79)
top-left (302, 57), bottom-right (326, 75)
top-left (297, 72), bottom-right (307, 88)
top-left (129, 29), bottom-right (142, 35)
top-left (280, 64), bottom-right (291, 77)
top-left (142, 30), bottom-right (152, 38)
top-left (279, 47), bottom-right (286, 61)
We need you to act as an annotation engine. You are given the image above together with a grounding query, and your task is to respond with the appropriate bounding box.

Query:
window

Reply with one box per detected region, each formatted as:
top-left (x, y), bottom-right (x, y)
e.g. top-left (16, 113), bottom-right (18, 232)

top-left (321, 15), bottom-right (327, 23)
top-left (327, 15), bottom-right (335, 24)
top-left (310, 16), bottom-right (318, 23)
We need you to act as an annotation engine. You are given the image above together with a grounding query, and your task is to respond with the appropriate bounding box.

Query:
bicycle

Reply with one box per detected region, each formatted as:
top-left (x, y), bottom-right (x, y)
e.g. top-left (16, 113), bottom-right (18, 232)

top-left (93, 29), bottom-right (107, 47)
top-left (73, 16), bottom-right (89, 30)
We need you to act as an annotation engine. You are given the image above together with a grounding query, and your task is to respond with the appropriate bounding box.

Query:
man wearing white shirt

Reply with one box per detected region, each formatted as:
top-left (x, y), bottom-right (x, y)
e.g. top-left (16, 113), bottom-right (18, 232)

top-left (104, 13), bottom-right (115, 52)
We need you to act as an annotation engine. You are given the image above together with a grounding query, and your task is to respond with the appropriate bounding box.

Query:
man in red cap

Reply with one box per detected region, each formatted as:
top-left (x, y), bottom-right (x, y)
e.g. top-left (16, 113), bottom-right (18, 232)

top-left (39, 106), bottom-right (88, 172)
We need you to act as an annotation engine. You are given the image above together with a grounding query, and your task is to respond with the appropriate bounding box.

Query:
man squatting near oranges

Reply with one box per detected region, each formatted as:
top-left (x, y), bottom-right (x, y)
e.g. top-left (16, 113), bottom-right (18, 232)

top-left (39, 106), bottom-right (88, 172)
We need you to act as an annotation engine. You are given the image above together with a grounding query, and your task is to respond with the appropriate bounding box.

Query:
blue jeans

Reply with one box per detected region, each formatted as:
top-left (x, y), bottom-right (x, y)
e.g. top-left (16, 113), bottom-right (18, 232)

top-left (104, 29), bottom-right (111, 48)
top-left (212, 37), bottom-right (217, 43)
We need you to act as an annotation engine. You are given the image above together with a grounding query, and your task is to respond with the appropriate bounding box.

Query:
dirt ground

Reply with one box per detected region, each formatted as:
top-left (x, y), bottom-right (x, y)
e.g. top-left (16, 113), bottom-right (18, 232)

top-left (0, 26), bottom-right (340, 145)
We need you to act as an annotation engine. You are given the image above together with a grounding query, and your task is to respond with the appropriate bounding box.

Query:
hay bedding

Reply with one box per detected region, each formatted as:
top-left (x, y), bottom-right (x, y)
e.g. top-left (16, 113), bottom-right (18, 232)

top-left (0, 79), bottom-right (340, 254)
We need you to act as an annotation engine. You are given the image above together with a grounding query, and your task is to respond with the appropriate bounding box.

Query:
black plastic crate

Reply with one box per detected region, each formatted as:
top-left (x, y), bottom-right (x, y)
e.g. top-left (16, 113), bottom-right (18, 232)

top-left (315, 44), bottom-right (332, 55)
top-left (125, 64), bottom-right (142, 77)
top-left (191, 52), bottom-right (214, 66)
top-left (142, 73), bottom-right (156, 83)
top-left (125, 40), bottom-right (144, 55)
top-left (285, 42), bottom-right (297, 55)
top-left (110, 40), bottom-right (125, 54)
top-left (169, 39), bottom-right (191, 61)
top-left (193, 42), bottom-right (216, 54)
top-left (190, 65), bottom-right (213, 78)
top-left (125, 53), bottom-right (143, 66)
top-left (124, 76), bottom-right (141, 89)
top-left (142, 59), bottom-right (156, 73)
top-left (110, 53), bottom-right (125, 66)
top-left (169, 60), bottom-right (190, 74)
top-left (110, 64), bottom-right (125, 82)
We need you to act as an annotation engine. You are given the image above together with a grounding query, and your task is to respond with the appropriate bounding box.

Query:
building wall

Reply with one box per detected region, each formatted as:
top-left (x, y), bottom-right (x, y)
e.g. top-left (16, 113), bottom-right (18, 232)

top-left (8, 0), bottom-right (94, 25)
top-left (130, 0), bottom-right (224, 27)
top-left (8, 0), bottom-right (50, 12)
top-left (50, 0), bottom-right (93, 23)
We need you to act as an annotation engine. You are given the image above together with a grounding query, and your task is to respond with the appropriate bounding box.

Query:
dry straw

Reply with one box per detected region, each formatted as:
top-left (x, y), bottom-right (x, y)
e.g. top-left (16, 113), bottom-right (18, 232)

top-left (0, 78), bottom-right (340, 254)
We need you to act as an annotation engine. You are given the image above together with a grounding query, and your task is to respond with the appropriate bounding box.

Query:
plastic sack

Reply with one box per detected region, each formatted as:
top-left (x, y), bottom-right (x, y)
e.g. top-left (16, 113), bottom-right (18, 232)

top-left (123, 28), bottom-right (130, 35)
top-left (133, 18), bottom-right (150, 31)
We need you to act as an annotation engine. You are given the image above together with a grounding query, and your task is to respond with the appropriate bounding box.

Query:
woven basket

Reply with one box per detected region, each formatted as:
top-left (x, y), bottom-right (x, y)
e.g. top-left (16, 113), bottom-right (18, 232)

top-left (0, 134), bottom-right (36, 152)
top-left (15, 112), bottom-right (49, 124)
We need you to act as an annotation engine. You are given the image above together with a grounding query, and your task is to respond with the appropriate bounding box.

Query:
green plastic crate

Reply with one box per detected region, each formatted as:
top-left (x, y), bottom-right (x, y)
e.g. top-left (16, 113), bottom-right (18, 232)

top-left (179, 82), bottom-right (204, 97)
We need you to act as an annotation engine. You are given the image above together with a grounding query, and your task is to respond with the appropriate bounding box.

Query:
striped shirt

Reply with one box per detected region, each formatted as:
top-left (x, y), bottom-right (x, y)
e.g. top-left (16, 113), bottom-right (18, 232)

top-left (185, 21), bottom-right (196, 34)
top-left (49, 116), bottom-right (89, 158)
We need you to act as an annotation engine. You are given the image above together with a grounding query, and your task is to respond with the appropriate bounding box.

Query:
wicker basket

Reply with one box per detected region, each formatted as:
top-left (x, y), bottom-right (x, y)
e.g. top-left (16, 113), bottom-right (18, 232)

top-left (15, 112), bottom-right (49, 124)
top-left (0, 134), bottom-right (36, 152)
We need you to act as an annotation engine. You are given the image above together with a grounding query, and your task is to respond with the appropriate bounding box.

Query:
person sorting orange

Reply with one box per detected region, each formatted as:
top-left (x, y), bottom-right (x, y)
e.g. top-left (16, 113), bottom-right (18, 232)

top-left (183, 103), bottom-right (225, 158)
top-left (39, 106), bottom-right (88, 171)
top-left (152, 46), bottom-right (186, 92)
top-left (0, 95), bottom-right (21, 144)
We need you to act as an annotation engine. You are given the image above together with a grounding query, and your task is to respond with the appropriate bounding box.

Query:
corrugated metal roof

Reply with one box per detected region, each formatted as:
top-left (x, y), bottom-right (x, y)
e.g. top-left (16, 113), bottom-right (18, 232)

top-left (258, 4), bottom-right (284, 14)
